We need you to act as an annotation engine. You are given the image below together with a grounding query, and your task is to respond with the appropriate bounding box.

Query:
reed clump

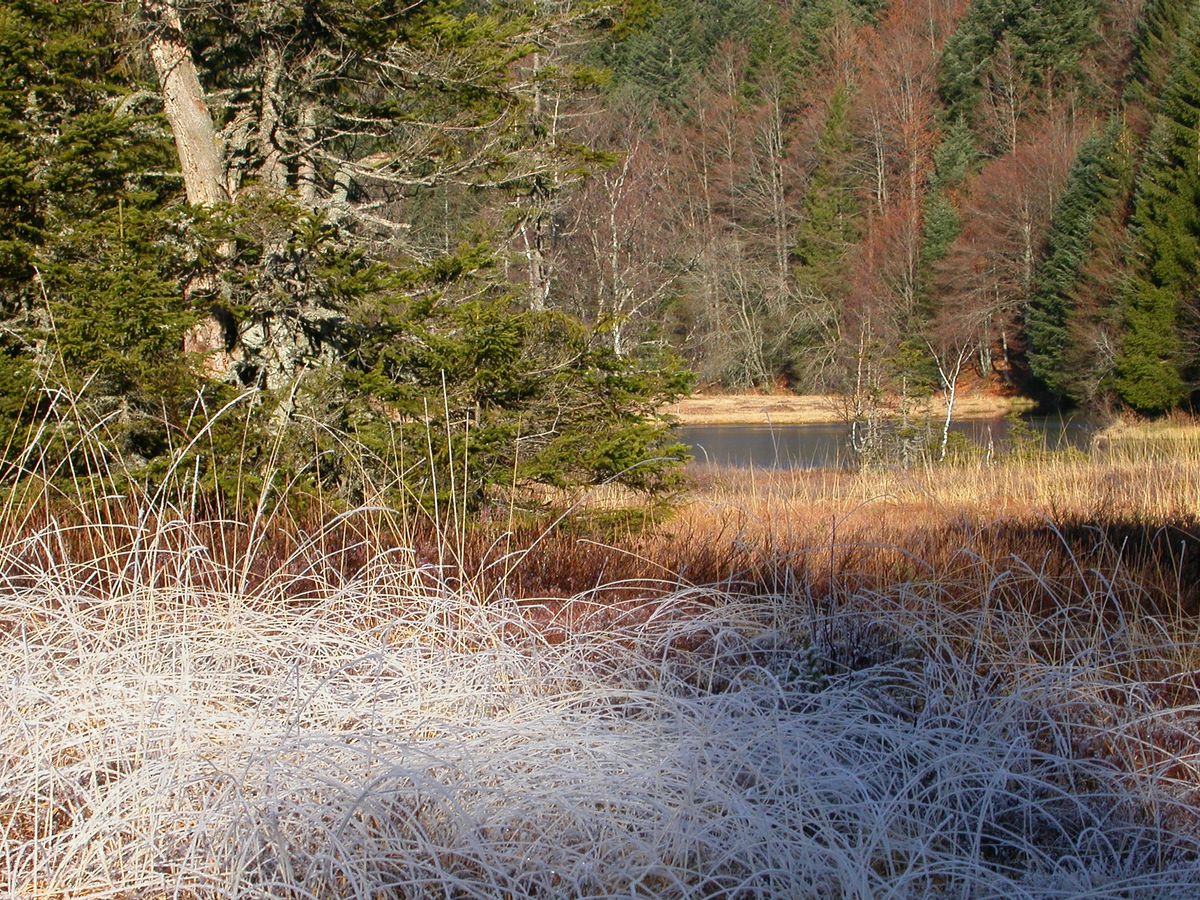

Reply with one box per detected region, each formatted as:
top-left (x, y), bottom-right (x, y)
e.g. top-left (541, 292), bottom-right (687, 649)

top-left (3, 411), bottom-right (1200, 897)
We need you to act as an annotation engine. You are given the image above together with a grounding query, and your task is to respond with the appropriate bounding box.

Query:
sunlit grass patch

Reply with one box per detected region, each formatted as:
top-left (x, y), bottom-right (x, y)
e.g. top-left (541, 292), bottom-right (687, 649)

top-left (3, 394), bottom-right (1200, 896)
top-left (4, 498), bottom-right (1200, 896)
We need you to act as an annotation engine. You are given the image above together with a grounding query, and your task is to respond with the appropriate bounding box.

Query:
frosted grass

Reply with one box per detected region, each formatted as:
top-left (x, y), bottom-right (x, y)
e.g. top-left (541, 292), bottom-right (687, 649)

top-left (3, 515), bottom-right (1200, 897)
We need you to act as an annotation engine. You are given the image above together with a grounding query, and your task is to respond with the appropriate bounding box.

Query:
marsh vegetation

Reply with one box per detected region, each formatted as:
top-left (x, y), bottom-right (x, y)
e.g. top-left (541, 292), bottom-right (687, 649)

top-left (3, 411), bottom-right (1200, 897)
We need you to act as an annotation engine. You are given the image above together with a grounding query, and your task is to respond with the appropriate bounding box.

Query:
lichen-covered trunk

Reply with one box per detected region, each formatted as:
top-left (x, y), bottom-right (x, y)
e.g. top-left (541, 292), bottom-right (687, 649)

top-left (140, 0), bottom-right (235, 376)
top-left (140, 0), bottom-right (226, 207)
top-left (258, 41), bottom-right (287, 192)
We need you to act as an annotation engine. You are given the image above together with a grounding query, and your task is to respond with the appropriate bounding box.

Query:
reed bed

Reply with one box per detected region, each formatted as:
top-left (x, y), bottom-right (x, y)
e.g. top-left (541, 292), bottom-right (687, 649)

top-left (3, 518), bottom-right (1200, 894)
top-left (3, 430), bottom-right (1200, 896)
top-left (679, 441), bottom-right (1200, 527)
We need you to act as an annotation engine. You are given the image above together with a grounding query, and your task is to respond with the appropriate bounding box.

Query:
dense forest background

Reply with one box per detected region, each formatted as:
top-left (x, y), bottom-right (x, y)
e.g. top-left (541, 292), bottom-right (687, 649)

top-left (2, 0), bottom-right (1199, 499)
top-left (586, 0), bottom-right (1199, 418)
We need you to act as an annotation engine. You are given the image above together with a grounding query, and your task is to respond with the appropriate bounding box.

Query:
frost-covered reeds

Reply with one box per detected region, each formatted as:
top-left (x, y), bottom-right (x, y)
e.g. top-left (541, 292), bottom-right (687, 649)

top-left (4, 498), bottom-right (1200, 897)
top-left (2, 388), bottom-right (1200, 896)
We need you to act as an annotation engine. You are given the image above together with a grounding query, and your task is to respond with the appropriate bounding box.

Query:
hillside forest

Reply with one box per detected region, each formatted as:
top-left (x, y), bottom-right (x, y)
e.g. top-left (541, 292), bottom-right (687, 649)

top-left (2, 0), bottom-right (1200, 500)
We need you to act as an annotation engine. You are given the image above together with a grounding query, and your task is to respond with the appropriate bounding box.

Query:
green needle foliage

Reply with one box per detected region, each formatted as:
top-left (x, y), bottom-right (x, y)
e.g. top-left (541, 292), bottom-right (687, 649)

top-left (1026, 119), bottom-right (1128, 404)
top-left (793, 86), bottom-right (860, 299)
top-left (939, 0), bottom-right (1103, 126)
top-left (331, 249), bottom-right (693, 510)
top-left (1128, 0), bottom-right (1200, 110)
top-left (917, 117), bottom-right (977, 324)
top-left (1117, 15), bottom-right (1200, 412)
top-left (0, 0), bottom-right (198, 460)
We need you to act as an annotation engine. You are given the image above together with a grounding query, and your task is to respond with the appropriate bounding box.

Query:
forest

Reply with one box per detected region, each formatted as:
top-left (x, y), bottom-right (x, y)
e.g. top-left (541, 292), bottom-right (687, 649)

top-left (6, 1), bottom-right (1200, 896)
top-left (569, 0), bottom-right (1200, 419)
top-left (4, 0), bottom-right (1200, 502)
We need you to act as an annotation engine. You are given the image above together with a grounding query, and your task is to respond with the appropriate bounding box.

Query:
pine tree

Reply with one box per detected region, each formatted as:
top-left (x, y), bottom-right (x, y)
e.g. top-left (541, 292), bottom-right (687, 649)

top-left (0, 0), bottom-right (692, 504)
top-left (789, 0), bottom-right (878, 76)
top-left (916, 117), bottom-right (977, 322)
top-left (1128, 0), bottom-right (1200, 110)
top-left (0, 0), bottom-right (145, 304)
top-left (793, 86), bottom-right (860, 298)
top-left (126, 0), bottom-right (690, 505)
top-left (335, 285), bottom-right (692, 508)
top-left (602, 0), bottom-right (764, 106)
top-left (0, 0), bottom-right (191, 457)
top-left (939, 0), bottom-right (1103, 126)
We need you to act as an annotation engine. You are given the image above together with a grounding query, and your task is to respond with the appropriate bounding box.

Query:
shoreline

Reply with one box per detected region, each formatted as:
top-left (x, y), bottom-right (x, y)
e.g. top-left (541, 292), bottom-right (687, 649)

top-left (663, 392), bottom-right (1036, 426)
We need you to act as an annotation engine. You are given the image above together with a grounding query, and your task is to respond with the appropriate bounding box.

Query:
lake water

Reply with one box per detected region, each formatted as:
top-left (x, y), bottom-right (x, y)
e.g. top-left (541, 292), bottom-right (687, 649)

top-left (679, 417), bottom-right (1098, 469)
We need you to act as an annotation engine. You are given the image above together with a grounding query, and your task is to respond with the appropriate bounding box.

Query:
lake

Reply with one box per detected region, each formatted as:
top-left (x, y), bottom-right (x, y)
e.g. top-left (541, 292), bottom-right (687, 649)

top-left (679, 416), bottom-right (1099, 469)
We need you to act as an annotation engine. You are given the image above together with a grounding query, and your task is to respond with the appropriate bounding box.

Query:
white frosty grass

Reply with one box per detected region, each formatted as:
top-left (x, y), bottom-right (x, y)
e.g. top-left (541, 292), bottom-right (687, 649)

top-left (3, 517), bottom-right (1200, 897)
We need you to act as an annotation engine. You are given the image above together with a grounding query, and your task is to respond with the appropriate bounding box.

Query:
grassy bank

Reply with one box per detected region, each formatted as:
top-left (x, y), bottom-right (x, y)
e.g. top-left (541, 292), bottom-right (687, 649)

top-left (1093, 415), bottom-right (1200, 457)
top-left (4, 442), bottom-right (1200, 896)
top-left (663, 391), bottom-right (1035, 425)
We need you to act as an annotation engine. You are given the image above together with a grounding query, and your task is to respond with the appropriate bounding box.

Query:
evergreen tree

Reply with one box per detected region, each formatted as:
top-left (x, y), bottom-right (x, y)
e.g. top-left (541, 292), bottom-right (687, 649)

top-left (601, 0), bottom-right (765, 106)
top-left (333, 276), bottom-right (693, 507)
top-left (1116, 16), bottom-right (1200, 412)
top-left (0, 1), bottom-right (144, 305)
top-left (916, 117), bottom-right (977, 322)
top-left (1128, 0), bottom-right (1200, 110)
top-left (1025, 118), bottom-right (1127, 403)
top-left (793, 86), bottom-right (860, 298)
top-left (939, 0), bottom-right (1103, 125)
top-left (789, 0), bottom-right (880, 76)
top-left (0, 0), bottom-right (194, 458)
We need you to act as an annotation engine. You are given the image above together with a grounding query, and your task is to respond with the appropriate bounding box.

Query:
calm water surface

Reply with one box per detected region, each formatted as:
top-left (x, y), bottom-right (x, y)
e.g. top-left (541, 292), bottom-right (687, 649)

top-left (680, 417), bottom-right (1098, 469)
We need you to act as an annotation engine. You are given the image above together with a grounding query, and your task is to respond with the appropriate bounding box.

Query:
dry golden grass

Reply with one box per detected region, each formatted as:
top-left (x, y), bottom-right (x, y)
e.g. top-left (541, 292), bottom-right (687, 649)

top-left (6, 424), bottom-right (1200, 895)
top-left (1094, 413), bottom-right (1200, 453)
top-left (674, 445), bottom-right (1200, 533)
top-left (8, 383), bottom-right (1200, 896)
top-left (663, 390), bottom-right (1034, 424)
top-left (622, 449), bottom-right (1195, 614)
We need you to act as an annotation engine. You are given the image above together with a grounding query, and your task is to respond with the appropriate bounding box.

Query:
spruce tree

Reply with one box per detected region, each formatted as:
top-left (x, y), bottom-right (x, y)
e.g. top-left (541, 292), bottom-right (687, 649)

top-left (793, 86), bottom-right (860, 299)
top-left (916, 117), bottom-right (977, 322)
top-left (1116, 16), bottom-right (1200, 412)
top-left (0, 0), bottom-right (692, 506)
top-left (1129, 0), bottom-right (1200, 110)
top-left (939, 0), bottom-right (1103, 126)
top-left (0, 0), bottom-right (192, 458)
top-left (601, 0), bottom-right (762, 106)
top-left (1025, 119), bottom-right (1126, 403)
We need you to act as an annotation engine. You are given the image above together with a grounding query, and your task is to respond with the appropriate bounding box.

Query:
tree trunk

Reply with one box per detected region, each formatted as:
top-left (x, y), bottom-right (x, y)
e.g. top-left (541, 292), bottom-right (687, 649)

top-left (298, 105), bottom-right (319, 206)
top-left (939, 375), bottom-right (957, 461)
top-left (140, 0), bottom-right (226, 207)
top-left (521, 216), bottom-right (551, 312)
top-left (931, 344), bottom-right (969, 462)
top-left (140, 0), bottom-right (233, 376)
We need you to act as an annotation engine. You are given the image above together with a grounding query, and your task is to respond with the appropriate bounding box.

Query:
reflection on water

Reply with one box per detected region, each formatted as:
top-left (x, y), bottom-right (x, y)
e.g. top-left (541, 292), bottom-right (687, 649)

top-left (679, 417), bottom-right (1098, 470)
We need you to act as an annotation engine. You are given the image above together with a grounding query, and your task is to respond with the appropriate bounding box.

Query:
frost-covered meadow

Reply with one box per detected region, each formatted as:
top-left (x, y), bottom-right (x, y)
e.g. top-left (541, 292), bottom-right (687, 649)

top-left (5, 450), bottom-right (1200, 897)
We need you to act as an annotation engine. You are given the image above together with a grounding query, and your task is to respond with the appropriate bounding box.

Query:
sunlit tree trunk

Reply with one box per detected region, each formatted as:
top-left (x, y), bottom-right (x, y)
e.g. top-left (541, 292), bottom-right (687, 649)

top-left (140, 0), bottom-right (226, 207)
top-left (930, 341), bottom-right (971, 461)
top-left (140, 0), bottom-right (232, 372)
